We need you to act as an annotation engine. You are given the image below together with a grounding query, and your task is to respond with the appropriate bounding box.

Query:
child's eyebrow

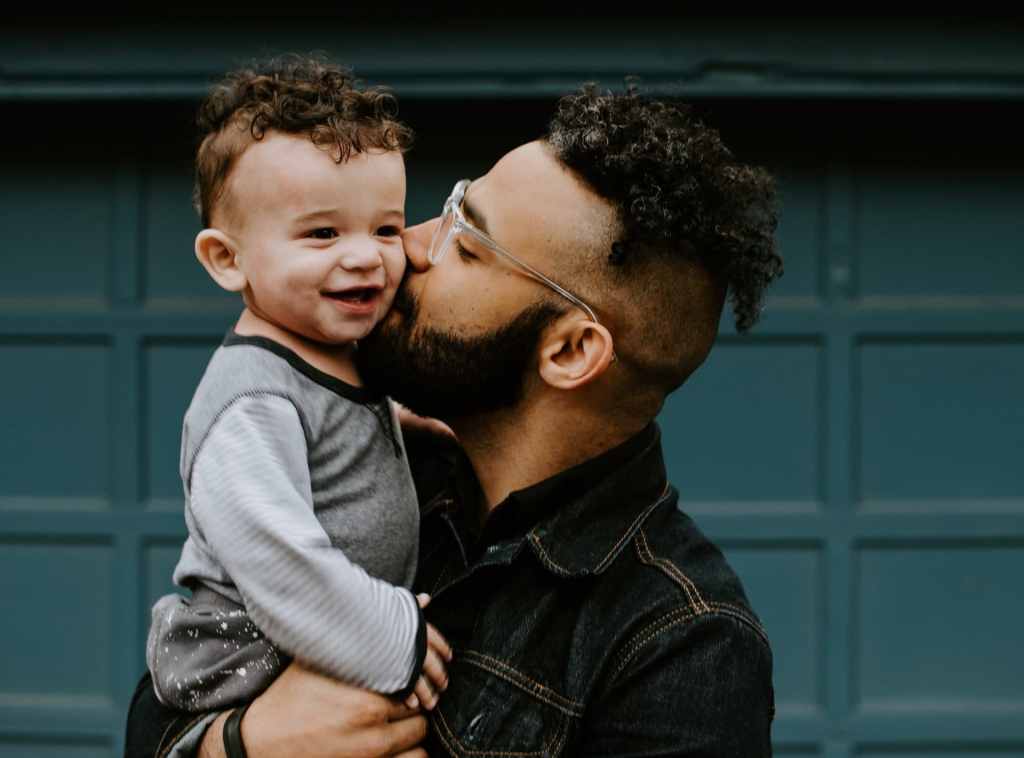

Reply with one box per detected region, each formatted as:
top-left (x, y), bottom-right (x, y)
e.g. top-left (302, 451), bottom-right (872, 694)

top-left (291, 208), bottom-right (405, 225)
top-left (292, 209), bottom-right (338, 224)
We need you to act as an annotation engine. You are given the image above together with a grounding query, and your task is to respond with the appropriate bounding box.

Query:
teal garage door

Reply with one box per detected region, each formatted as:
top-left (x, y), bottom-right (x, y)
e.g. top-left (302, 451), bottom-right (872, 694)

top-left (1, 19), bottom-right (1023, 758)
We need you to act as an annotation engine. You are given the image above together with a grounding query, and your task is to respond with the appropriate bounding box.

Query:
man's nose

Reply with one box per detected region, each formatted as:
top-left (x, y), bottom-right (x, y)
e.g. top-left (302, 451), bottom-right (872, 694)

top-left (401, 218), bottom-right (438, 273)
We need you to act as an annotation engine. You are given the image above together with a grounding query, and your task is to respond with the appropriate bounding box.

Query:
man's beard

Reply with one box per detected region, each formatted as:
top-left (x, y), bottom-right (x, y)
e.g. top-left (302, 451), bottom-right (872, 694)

top-left (355, 284), bottom-right (562, 422)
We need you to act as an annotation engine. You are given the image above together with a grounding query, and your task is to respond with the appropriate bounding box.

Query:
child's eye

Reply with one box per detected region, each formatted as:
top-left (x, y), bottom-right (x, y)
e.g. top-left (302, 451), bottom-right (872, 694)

top-left (377, 225), bottom-right (402, 237)
top-left (308, 228), bottom-right (338, 240)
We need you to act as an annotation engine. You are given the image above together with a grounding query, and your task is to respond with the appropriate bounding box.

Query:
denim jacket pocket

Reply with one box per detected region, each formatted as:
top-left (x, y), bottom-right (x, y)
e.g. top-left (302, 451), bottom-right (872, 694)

top-left (430, 651), bottom-right (576, 757)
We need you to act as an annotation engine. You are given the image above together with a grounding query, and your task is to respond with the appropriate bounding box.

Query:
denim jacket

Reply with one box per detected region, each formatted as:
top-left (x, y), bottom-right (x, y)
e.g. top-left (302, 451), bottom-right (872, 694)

top-left (126, 422), bottom-right (774, 757)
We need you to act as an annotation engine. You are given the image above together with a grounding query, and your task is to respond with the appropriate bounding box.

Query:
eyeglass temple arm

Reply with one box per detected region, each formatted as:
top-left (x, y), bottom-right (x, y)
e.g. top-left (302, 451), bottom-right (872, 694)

top-left (459, 224), bottom-right (602, 325)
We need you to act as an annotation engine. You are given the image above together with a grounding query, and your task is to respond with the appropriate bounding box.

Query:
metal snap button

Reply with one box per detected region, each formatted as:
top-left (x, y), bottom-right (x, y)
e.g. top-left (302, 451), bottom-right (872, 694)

top-left (466, 712), bottom-right (485, 739)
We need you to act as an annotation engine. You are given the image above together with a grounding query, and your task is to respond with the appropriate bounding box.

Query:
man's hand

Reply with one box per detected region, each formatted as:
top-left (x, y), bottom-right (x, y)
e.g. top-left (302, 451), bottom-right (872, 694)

top-left (405, 593), bottom-right (453, 710)
top-left (198, 663), bottom-right (428, 758)
top-left (392, 401), bottom-right (456, 441)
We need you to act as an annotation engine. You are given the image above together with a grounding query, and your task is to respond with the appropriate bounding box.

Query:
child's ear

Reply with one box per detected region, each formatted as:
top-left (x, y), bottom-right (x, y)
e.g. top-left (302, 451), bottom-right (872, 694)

top-left (195, 229), bottom-right (247, 292)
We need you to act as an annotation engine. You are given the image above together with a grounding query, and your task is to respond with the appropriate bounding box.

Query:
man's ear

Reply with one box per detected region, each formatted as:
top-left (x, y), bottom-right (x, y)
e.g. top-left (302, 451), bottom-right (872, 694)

top-left (537, 317), bottom-right (615, 390)
top-left (195, 228), bottom-right (247, 292)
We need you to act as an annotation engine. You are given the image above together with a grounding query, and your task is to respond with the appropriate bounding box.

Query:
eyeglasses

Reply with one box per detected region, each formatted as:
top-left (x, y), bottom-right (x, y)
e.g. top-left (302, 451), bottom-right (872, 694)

top-left (427, 179), bottom-right (604, 326)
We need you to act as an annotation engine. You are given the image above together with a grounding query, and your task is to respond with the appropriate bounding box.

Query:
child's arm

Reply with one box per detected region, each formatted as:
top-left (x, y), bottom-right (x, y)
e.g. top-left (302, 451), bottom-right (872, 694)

top-left (185, 392), bottom-right (443, 699)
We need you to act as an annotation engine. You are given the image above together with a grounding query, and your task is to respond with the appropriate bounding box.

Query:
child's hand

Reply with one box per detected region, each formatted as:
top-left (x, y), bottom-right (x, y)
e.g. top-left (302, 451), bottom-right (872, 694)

top-left (404, 593), bottom-right (453, 711)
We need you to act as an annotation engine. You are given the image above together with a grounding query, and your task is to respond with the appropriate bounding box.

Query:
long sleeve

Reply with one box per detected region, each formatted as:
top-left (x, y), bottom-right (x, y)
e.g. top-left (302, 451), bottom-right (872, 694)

top-left (186, 393), bottom-right (422, 694)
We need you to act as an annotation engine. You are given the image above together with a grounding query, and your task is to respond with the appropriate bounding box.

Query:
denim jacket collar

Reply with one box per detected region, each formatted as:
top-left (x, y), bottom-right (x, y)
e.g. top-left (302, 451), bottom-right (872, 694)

top-left (423, 422), bottom-right (671, 578)
top-left (523, 422), bottom-right (671, 578)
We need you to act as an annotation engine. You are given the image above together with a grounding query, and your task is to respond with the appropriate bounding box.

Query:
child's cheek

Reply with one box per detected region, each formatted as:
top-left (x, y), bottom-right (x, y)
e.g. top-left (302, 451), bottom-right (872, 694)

top-left (387, 240), bottom-right (408, 286)
top-left (396, 238), bottom-right (409, 276)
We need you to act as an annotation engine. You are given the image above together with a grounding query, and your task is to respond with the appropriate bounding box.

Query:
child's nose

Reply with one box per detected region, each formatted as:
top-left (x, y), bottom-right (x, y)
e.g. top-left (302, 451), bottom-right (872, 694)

top-left (338, 239), bottom-right (383, 272)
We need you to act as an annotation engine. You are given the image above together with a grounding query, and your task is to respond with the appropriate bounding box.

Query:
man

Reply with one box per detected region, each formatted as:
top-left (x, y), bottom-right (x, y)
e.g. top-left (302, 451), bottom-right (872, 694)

top-left (127, 81), bottom-right (782, 757)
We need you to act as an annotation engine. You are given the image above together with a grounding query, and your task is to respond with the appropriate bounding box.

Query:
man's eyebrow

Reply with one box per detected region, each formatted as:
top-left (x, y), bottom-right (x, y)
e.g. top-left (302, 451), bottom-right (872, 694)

top-left (461, 187), bottom-right (489, 235)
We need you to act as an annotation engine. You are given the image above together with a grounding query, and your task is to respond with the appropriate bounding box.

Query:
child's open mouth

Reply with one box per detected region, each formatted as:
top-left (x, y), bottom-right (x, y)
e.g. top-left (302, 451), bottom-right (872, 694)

top-left (327, 288), bottom-right (376, 303)
top-left (323, 287), bottom-right (382, 313)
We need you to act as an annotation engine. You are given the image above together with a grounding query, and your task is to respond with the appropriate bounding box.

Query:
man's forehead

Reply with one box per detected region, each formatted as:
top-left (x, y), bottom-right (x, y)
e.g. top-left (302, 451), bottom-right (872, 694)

top-left (475, 142), bottom-right (568, 202)
top-left (470, 141), bottom-right (616, 255)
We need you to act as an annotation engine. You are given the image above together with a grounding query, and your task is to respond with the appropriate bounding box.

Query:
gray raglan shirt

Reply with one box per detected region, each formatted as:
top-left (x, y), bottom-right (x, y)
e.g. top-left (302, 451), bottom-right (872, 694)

top-left (168, 331), bottom-right (422, 694)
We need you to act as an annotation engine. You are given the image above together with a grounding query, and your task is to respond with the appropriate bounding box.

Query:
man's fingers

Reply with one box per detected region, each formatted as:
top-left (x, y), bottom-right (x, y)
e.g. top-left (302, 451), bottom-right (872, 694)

top-left (229, 662), bottom-right (428, 758)
top-left (393, 750), bottom-right (428, 758)
top-left (416, 593), bottom-right (431, 609)
top-left (427, 624), bottom-right (453, 662)
top-left (360, 714), bottom-right (429, 756)
top-left (387, 697), bottom-right (422, 720)
top-left (414, 677), bottom-right (437, 710)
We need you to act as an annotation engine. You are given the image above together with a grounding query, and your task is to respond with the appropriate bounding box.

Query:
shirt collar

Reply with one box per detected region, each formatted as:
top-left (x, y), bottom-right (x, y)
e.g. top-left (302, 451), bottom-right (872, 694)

top-left (523, 422), bottom-right (671, 577)
top-left (426, 422), bottom-right (670, 576)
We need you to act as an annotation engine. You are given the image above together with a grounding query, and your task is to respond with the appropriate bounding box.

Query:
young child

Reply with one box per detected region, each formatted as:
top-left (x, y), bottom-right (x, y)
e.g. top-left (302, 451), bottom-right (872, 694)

top-left (146, 55), bottom-right (449, 713)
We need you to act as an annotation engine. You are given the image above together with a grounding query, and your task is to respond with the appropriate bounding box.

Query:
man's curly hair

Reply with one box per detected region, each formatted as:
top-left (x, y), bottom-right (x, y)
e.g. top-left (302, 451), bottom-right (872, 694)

top-left (193, 54), bottom-right (413, 227)
top-left (546, 82), bottom-right (782, 333)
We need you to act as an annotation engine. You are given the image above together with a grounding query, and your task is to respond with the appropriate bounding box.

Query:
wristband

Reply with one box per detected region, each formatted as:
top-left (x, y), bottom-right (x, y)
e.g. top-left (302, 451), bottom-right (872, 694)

top-left (222, 702), bottom-right (251, 758)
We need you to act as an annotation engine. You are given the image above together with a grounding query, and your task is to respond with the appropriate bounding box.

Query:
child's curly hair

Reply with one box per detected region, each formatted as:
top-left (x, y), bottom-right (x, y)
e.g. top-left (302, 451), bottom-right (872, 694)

top-left (546, 81), bottom-right (782, 332)
top-left (193, 53), bottom-right (413, 227)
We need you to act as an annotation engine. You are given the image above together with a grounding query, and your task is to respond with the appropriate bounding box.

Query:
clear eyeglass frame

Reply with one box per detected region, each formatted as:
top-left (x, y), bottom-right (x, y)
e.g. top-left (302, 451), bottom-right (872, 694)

top-left (427, 179), bottom-right (605, 327)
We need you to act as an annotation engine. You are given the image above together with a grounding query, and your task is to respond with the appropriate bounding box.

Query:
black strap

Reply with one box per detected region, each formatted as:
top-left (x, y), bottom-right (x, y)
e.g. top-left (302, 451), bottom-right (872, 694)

top-left (222, 702), bottom-right (251, 758)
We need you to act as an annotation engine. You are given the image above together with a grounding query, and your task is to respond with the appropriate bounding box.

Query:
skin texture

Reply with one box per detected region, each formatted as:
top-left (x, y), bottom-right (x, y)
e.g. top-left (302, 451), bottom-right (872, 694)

top-left (198, 139), bottom-right (732, 757)
top-left (194, 134), bottom-right (408, 385)
top-left (198, 664), bottom-right (428, 758)
top-left (378, 141), bottom-right (628, 511)
top-left (191, 135), bottom-right (453, 757)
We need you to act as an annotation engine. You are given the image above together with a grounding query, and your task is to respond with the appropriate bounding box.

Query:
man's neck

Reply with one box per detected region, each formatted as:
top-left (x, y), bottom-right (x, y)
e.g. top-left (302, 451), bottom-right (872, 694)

top-left (451, 398), bottom-right (651, 518)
